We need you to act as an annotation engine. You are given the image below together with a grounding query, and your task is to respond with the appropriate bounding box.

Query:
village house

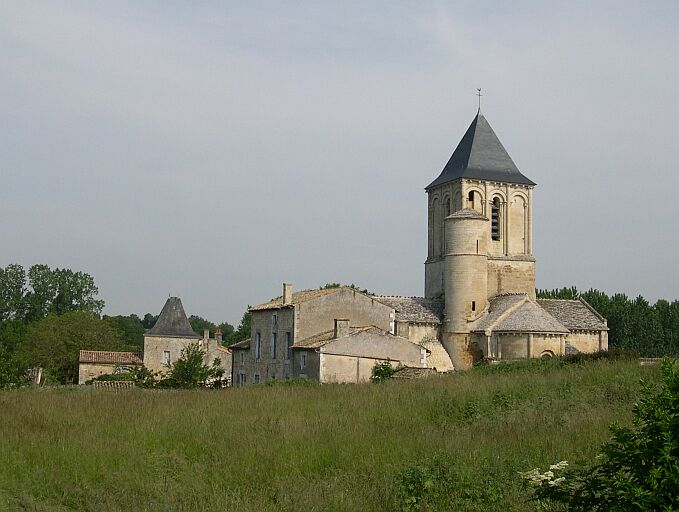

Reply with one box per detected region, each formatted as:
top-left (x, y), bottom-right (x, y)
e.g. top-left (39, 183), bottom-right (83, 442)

top-left (78, 297), bottom-right (232, 385)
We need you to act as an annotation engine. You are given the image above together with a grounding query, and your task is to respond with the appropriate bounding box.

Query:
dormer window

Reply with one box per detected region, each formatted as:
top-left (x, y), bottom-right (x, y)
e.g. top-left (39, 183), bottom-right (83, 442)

top-left (491, 198), bottom-right (501, 241)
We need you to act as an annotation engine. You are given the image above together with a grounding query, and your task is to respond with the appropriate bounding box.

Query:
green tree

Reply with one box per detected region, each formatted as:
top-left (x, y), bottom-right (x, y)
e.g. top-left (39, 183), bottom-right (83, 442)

top-left (17, 311), bottom-right (124, 384)
top-left (188, 315), bottom-right (216, 336)
top-left (161, 343), bottom-right (223, 388)
top-left (0, 264), bottom-right (26, 321)
top-left (102, 314), bottom-right (145, 349)
top-left (225, 310), bottom-right (251, 345)
top-left (524, 358), bottom-right (679, 511)
top-left (22, 265), bottom-right (104, 322)
top-left (141, 313), bottom-right (158, 329)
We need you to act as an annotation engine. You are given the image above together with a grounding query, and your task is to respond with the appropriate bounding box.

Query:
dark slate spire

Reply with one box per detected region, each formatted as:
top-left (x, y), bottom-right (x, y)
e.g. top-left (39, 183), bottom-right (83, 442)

top-left (426, 112), bottom-right (535, 189)
top-left (146, 297), bottom-right (200, 338)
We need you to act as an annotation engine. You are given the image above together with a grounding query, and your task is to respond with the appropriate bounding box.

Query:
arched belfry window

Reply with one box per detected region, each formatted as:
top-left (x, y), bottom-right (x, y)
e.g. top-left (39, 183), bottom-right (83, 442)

top-left (468, 191), bottom-right (475, 210)
top-left (491, 197), bottom-right (501, 241)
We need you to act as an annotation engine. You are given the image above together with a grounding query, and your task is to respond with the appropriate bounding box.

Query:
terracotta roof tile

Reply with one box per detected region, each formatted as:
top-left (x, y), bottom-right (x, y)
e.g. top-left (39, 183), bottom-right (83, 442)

top-left (79, 350), bottom-right (142, 364)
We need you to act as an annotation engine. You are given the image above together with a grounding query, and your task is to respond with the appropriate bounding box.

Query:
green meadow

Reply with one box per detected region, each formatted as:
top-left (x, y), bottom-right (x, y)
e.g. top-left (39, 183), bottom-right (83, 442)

top-left (0, 358), bottom-right (661, 511)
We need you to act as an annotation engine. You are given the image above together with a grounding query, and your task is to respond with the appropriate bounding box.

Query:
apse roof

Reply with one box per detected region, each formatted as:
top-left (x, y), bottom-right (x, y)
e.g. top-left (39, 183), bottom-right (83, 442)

top-left (427, 112), bottom-right (536, 189)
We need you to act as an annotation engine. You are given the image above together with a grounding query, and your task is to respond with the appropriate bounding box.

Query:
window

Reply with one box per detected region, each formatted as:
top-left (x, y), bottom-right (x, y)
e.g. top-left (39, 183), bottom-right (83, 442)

top-left (472, 301), bottom-right (476, 312)
top-left (241, 373), bottom-right (246, 386)
top-left (255, 332), bottom-right (261, 360)
top-left (272, 313), bottom-right (277, 329)
top-left (254, 374), bottom-right (260, 384)
top-left (300, 352), bottom-right (307, 370)
top-left (163, 351), bottom-right (171, 366)
top-left (271, 332), bottom-right (277, 360)
top-left (239, 351), bottom-right (245, 365)
top-left (468, 190), bottom-right (475, 209)
top-left (491, 197), bottom-right (501, 241)
top-left (285, 332), bottom-right (292, 360)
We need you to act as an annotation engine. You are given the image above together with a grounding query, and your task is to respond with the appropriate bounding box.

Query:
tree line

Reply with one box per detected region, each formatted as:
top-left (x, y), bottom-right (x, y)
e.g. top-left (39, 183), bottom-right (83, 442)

top-left (0, 264), bottom-right (250, 386)
top-left (537, 286), bottom-right (679, 357)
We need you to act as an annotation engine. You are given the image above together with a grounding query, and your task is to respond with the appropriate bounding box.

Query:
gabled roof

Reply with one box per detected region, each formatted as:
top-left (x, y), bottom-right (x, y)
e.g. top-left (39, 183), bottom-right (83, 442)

top-left (537, 299), bottom-right (608, 331)
top-left (230, 338), bottom-right (251, 350)
top-left (292, 326), bottom-right (421, 350)
top-left (146, 297), bottom-right (200, 338)
top-left (474, 293), bottom-right (569, 334)
top-left (250, 286), bottom-right (371, 312)
top-left (373, 296), bottom-right (443, 324)
top-left (427, 112), bottom-right (535, 189)
top-left (79, 350), bottom-right (142, 365)
top-left (292, 326), bottom-right (385, 349)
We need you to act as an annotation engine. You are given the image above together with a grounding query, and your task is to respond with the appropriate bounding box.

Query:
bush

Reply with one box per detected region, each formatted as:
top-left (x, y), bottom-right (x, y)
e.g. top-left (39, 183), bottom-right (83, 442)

top-left (371, 360), bottom-right (397, 382)
top-left (521, 357), bottom-right (679, 511)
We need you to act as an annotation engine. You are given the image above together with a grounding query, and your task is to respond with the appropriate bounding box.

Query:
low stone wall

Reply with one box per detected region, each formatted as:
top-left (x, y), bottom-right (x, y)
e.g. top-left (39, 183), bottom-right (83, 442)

top-left (92, 381), bottom-right (135, 390)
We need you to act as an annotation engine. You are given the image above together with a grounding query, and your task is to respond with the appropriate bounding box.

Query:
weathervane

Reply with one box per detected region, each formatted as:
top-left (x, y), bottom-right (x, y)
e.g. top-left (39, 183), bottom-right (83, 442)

top-left (476, 88), bottom-right (483, 112)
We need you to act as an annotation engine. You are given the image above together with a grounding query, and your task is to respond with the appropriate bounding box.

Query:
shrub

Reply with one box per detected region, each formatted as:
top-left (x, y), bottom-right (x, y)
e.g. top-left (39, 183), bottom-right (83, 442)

top-left (371, 360), bottom-right (397, 382)
top-left (521, 357), bottom-right (679, 511)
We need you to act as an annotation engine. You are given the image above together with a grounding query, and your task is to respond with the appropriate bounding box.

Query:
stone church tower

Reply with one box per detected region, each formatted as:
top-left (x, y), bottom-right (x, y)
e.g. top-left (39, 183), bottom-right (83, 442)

top-left (425, 111), bottom-right (537, 367)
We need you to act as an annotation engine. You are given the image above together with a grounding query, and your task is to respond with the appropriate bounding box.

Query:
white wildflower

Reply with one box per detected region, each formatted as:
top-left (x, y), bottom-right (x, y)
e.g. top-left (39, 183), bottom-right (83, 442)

top-left (548, 477), bottom-right (565, 487)
top-left (549, 461), bottom-right (568, 471)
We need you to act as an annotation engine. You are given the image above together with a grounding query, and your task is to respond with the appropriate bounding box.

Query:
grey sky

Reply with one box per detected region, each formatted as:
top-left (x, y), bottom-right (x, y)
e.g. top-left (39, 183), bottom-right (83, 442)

top-left (1, 1), bottom-right (678, 324)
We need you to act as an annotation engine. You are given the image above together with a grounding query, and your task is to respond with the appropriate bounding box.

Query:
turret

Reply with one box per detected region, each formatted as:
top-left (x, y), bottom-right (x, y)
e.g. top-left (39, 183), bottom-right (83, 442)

top-left (441, 209), bottom-right (489, 367)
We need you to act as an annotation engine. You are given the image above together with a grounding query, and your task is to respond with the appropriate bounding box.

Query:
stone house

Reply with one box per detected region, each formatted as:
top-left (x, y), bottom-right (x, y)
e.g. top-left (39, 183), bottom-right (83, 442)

top-left (231, 285), bottom-right (453, 386)
top-left (77, 297), bottom-right (232, 385)
top-left (78, 350), bottom-right (143, 384)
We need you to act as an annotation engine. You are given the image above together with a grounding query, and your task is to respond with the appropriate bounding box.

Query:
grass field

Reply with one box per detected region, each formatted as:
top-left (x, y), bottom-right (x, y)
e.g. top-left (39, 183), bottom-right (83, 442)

top-left (0, 358), bottom-right (661, 511)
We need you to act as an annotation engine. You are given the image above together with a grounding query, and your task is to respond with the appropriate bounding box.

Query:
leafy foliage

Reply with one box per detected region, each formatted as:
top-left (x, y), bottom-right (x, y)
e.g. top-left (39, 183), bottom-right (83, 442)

top-left (224, 310), bottom-right (251, 346)
top-left (0, 264), bottom-right (104, 322)
top-left (371, 360), bottom-right (397, 382)
top-left (522, 358), bottom-right (679, 511)
top-left (160, 343), bottom-right (225, 389)
top-left (17, 311), bottom-right (126, 384)
top-left (394, 455), bottom-right (505, 510)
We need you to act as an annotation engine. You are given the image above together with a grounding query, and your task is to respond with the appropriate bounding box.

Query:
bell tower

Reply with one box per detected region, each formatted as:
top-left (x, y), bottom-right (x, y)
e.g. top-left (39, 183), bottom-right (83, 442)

top-left (425, 110), bottom-right (536, 368)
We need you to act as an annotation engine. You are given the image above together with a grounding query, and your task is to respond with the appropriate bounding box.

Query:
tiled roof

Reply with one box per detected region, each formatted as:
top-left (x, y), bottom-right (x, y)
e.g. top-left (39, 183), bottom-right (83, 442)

top-left (292, 326), bottom-right (383, 349)
top-left (146, 297), bottom-right (200, 338)
top-left (447, 208), bottom-right (487, 220)
top-left (474, 294), bottom-right (569, 334)
top-left (79, 350), bottom-right (142, 365)
top-left (250, 287), bottom-right (347, 311)
top-left (427, 112), bottom-right (535, 189)
top-left (374, 296), bottom-right (443, 324)
top-left (229, 338), bottom-right (251, 350)
top-left (537, 299), bottom-right (608, 331)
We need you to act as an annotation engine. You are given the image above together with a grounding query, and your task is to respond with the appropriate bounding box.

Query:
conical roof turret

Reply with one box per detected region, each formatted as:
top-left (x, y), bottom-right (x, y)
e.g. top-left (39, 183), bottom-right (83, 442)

top-left (146, 297), bottom-right (200, 338)
top-left (427, 112), bottom-right (535, 189)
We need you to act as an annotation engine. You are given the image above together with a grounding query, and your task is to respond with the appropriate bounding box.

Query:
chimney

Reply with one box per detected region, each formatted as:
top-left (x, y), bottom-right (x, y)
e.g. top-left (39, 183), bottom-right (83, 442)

top-left (215, 327), bottom-right (222, 342)
top-left (334, 319), bottom-right (350, 339)
top-left (283, 283), bottom-right (293, 304)
top-left (203, 329), bottom-right (210, 346)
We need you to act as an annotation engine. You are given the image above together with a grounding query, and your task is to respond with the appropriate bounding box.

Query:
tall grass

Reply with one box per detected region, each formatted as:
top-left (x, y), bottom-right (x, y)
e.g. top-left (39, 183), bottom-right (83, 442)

top-left (0, 359), bottom-right (660, 511)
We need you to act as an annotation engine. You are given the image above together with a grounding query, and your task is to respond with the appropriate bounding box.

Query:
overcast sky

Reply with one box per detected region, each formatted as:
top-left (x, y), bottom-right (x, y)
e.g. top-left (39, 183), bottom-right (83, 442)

top-left (1, 1), bottom-right (678, 324)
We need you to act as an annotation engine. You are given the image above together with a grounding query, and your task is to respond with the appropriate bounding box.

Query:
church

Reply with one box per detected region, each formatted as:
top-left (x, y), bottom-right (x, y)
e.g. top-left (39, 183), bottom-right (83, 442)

top-left (232, 109), bottom-right (609, 383)
top-left (423, 110), bottom-right (608, 369)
